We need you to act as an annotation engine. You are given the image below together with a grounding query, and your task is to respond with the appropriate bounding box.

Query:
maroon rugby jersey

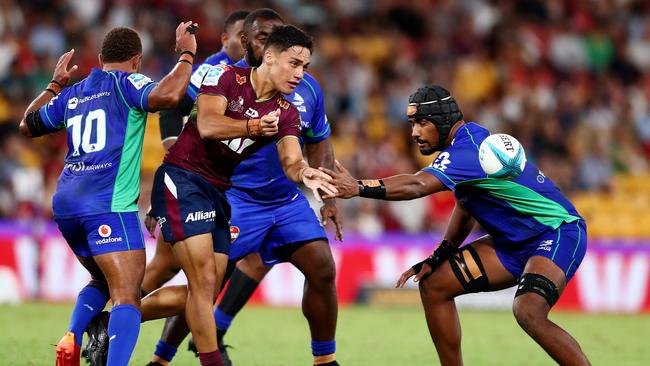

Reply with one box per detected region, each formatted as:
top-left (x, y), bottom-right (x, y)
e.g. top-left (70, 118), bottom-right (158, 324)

top-left (164, 65), bottom-right (301, 190)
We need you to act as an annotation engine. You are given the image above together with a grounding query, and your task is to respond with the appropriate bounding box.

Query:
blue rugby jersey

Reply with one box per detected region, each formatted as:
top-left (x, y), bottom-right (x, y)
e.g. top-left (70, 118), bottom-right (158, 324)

top-left (226, 58), bottom-right (331, 203)
top-left (39, 68), bottom-right (156, 218)
top-left (422, 122), bottom-right (583, 246)
top-left (186, 49), bottom-right (234, 100)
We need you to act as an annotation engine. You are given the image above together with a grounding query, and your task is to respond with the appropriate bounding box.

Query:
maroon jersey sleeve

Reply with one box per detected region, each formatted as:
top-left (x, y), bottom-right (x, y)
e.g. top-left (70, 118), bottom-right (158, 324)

top-left (275, 97), bottom-right (302, 141)
top-left (198, 65), bottom-right (234, 99)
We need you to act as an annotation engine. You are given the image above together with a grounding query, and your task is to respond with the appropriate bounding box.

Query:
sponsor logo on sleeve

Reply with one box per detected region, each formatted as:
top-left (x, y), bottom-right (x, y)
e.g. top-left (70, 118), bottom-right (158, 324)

top-left (190, 64), bottom-right (212, 88)
top-left (202, 65), bottom-right (228, 86)
top-left (127, 73), bottom-right (153, 90)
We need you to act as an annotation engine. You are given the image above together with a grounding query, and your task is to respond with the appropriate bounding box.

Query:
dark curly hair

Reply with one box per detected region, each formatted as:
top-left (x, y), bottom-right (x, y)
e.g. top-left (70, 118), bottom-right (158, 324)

top-left (100, 27), bottom-right (142, 63)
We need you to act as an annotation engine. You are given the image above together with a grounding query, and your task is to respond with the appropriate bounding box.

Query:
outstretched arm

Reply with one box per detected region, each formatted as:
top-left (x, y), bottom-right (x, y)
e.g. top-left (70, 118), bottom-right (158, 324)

top-left (321, 160), bottom-right (447, 200)
top-left (277, 136), bottom-right (338, 202)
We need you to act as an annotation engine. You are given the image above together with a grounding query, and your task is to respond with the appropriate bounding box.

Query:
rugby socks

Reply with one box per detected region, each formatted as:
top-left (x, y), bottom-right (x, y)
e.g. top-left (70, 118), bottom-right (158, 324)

top-left (153, 340), bottom-right (178, 363)
top-left (198, 350), bottom-right (223, 366)
top-left (68, 283), bottom-right (110, 344)
top-left (312, 340), bottom-right (336, 365)
top-left (106, 304), bottom-right (141, 366)
top-left (215, 268), bottom-right (260, 333)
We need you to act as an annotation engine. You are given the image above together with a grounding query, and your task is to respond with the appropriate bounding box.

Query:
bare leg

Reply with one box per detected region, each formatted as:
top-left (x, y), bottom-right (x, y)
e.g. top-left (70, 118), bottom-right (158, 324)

top-left (141, 235), bottom-right (181, 294)
top-left (418, 237), bottom-right (516, 366)
top-left (512, 256), bottom-right (591, 365)
top-left (289, 240), bottom-right (338, 342)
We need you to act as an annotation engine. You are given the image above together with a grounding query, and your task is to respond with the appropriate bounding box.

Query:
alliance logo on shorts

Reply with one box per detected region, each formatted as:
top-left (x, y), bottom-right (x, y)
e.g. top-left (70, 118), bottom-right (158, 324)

top-left (230, 226), bottom-right (240, 243)
top-left (95, 224), bottom-right (123, 245)
top-left (185, 210), bottom-right (216, 223)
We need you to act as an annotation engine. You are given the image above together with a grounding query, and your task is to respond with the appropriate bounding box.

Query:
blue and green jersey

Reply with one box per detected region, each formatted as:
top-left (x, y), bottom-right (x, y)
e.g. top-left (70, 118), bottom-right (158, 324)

top-left (422, 122), bottom-right (583, 246)
top-left (39, 68), bottom-right (157, 218)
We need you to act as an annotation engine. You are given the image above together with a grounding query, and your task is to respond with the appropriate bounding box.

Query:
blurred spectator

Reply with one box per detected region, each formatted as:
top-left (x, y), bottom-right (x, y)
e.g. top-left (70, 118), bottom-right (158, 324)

top-left (0, 0), bottom-right (648, 235)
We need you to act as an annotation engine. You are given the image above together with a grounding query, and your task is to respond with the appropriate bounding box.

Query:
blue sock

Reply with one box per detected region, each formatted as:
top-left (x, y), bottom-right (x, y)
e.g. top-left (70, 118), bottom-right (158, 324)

top-left (154, 340), bottom-right (178, 362)
top-left (214, 307), bottom-right (234, 331)
top-left (68, 284), bottom-right (110, 344)
top-left (107, 304), bottom-right (141, 366)
top-left (312, 340), bottom-right (336, 356)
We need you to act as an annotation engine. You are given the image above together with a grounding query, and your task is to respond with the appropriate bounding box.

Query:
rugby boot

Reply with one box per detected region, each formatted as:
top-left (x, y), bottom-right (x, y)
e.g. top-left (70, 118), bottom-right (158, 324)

top-left (55, 331), bottom-right (80, 366)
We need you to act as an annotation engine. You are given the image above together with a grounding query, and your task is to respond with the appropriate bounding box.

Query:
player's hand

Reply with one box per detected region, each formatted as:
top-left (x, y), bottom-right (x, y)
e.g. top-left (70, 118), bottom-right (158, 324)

top-left (260, 109), bottom-right (280, 136)
top-left (319, 160), bottom-right (359, 199)
top-left (395, 262), bottom-right (432, 288)
top-left (143, 206), bottom-right (157, 238)
top-left (301, 167), bottom-right (338, 203)
top-left (320, 199), bottom-right (343, 241)
top-left (52, 49), bottom-right (78, 86)
top-left (175, 21), bottom-right (198, 54)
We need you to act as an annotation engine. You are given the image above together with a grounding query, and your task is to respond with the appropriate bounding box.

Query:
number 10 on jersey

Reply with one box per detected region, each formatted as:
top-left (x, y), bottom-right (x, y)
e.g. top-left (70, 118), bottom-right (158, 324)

top-left (67, 109), bottom-right (107, 156)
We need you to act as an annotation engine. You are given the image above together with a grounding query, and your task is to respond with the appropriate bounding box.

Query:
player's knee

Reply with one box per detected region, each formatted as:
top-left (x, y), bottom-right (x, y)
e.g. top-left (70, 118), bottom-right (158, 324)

top-left (307, 262), bottom-right (336, 289)
top-left (512, 299), bottom-right (545, 333)
top-left (187, 269), bottom-right (217, 296)
top-left (88, 278), bottom-right (109, 295)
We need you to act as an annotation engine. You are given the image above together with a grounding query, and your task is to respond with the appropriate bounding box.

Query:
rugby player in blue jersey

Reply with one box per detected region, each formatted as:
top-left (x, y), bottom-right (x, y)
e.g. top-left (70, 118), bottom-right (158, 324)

top-left (19, 23), bottom-right (198, 366)
top-left (141, 9), bottom-right (342, 366)
top-left (322, 85), bottom-right (591, 366)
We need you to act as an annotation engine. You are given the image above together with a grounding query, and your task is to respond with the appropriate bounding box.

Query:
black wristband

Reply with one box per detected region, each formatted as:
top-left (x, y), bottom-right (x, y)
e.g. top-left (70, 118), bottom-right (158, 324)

top-left (357, 179), bottom-right (386, 199)
top-left (179, 50), bottom-right (195, 59)
top-left (50, 79), bottom-right (64, 88)
top-left (178, 59), bottom-right (192, 66)
top-left (45, 88), bottom-right (57, 96)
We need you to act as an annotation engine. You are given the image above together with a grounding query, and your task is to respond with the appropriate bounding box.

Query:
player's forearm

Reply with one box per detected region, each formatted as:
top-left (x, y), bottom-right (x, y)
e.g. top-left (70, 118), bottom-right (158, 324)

top-left (148, 61), bottom-right (193, 111)
top-left (306, 139), bottom-right (335, 170)
top-left (283, 158), bottom-right (309, 183)
top-left (20, 90), bottom-right (57, 137)
top-left (306, 140), bottom-right (336, 205)
top-left (372, 174), bottom-right (431, 200)
top-left (442, 203), bottom-right (475, 247)
top-left (196, 113), bottom-right (250, 140)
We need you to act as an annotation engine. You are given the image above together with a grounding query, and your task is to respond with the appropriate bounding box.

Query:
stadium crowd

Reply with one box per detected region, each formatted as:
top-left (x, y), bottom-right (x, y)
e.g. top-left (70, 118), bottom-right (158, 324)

top-left (1, 0), bottom-right (649, 235)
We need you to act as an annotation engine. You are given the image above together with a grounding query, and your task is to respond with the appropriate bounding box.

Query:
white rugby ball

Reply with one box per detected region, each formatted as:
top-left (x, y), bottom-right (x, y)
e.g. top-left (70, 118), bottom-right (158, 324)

top-left (478, 134), bottom-right (526, 179)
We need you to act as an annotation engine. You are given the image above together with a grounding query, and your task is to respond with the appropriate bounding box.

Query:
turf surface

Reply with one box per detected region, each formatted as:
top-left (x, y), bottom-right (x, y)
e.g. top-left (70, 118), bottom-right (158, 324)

top-left (0, 303), bottom-right (647, 365)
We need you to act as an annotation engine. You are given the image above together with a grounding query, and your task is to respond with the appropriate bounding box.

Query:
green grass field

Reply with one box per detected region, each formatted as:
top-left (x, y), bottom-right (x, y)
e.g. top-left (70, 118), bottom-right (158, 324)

top-left (0, 303), bottom-right (648, 365)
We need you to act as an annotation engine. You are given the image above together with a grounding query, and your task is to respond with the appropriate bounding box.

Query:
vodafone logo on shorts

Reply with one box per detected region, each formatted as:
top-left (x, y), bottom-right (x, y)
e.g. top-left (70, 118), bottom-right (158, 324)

top-left (98, 224), bottom-right (112, 238)
top-left (95, 224), bottom-right (123, 245)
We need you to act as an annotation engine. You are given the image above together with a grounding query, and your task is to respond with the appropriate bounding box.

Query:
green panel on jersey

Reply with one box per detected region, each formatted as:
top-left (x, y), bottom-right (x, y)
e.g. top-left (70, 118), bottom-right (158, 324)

top-left (111, 108), bottom-right (146, 212)
top-left (457, 178), bottom-right (580, 229)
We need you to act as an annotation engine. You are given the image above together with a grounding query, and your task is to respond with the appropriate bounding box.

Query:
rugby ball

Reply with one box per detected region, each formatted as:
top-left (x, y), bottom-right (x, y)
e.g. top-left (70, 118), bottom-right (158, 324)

top-left (478, 134), bottom-right (526, 179)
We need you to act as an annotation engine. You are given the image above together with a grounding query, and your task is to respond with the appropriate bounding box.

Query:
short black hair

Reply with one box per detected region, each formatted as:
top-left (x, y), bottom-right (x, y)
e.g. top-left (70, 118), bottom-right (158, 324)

top-left (264, 25), bottom-right (313, 54)
top-left (100, 27), bottom-right (142, 63)
top-left (224, 10), bottom-right (250, 33)
top-left (243, 8), bottom-right (284, 32)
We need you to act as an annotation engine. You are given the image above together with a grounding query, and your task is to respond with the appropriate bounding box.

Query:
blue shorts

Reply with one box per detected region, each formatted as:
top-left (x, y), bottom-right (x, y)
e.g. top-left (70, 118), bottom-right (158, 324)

top-left (227, 191), bottom-right (327, 265)
top-left (55, 211), bottom-right (145, 257)
top-left (495, 220), bottom-right (587, 283)
top-left (150, 163), bottom-right (231, 254)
